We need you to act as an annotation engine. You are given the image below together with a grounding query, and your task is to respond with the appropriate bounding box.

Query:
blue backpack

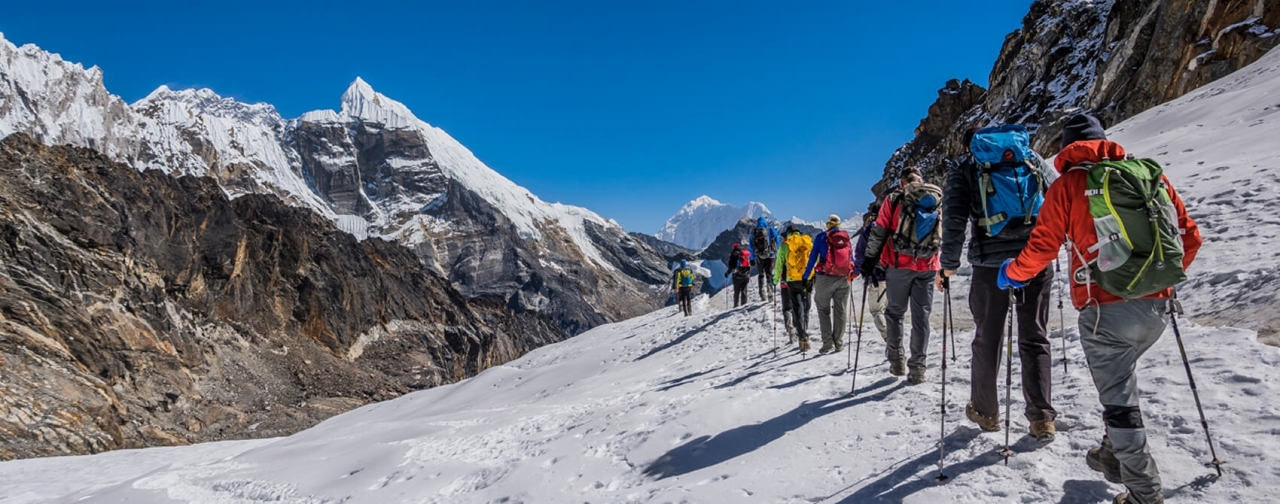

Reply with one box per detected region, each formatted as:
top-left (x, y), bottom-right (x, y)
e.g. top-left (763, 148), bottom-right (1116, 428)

top-left (969, 125), bottom-right (1045, 237)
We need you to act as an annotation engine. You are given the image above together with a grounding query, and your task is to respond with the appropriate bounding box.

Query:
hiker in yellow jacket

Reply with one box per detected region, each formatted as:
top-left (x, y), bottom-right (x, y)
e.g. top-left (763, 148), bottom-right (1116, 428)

top-left (774, 225), bottom-right (814, 351)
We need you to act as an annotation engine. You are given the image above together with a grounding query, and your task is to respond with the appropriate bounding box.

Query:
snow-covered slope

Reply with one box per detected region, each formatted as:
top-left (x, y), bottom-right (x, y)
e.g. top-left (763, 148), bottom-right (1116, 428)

top-left (656, 195), bottom-right (773, 250)
top-left (1106, 45), bottom-right (1280, 340)
top-left (1, 285), bottom-right (1274, 503)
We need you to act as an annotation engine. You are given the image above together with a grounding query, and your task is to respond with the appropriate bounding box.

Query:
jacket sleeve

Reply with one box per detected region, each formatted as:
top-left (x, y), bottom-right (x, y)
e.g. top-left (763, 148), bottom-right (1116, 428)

top-left (803, 232), bottom-right (826, 279)
top-left (853, 225), bottom-right (871, 275)
top-left (748, 239), bottom-right (755, 263)
top-left (774, 243), bottom-right (788, 282)
top-left (940, 159), bottom-right (971, 271)
top-left (864, 196), bottom-right (894, 265)
top-left (671, 270), bottom-right (679, 289)
top-left (1007, 173), bottom-right (1071, 281)
top-left (770, 228), bottom-right (781, 249)
top-left (1166, 176), bottom-right (1202, 269)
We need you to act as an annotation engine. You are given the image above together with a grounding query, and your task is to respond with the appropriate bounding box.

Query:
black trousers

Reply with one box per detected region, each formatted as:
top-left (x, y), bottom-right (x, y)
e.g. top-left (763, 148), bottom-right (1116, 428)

top-left (732, 274), bottom-right (750, 307)
top-left (969, 264), bottom-right (1057, 422)
top-left (677, 287), bottom-right (692, 316)
top-left (785, 280), bottom-right (810, 338)
top-left (756, 257), bottom-right (776, 295)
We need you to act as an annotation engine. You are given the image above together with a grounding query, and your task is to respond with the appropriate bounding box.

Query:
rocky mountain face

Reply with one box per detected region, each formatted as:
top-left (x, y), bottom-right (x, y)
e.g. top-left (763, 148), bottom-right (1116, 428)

top-left (874, 0), bottom-right (1280, 194)
top-left (0, 134), bottom-right (564, 460)
top-left (0, 35), bottom-right (670, 336)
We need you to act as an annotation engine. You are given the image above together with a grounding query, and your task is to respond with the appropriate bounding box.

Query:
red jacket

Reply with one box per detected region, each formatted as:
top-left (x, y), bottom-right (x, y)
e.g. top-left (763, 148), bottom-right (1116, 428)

top-left (873, 193), bottom-right (941, 272)
top-left (1006, 140), bottom-right (1202, 308)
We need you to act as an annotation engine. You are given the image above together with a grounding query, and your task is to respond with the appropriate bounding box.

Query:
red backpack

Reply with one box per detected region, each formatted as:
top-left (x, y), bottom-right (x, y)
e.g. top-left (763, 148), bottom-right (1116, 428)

top-left (738, 249), bottom-right (751, 269)
top-left (823, 229), bottom-right (854, 276)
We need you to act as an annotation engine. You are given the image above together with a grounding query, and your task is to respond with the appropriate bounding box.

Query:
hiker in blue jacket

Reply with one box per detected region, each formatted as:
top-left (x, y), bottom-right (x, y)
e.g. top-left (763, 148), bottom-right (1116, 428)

top-left (852, 202), bottom-right (888, 339)
top-left (749, 217), bottom-right (781, 300)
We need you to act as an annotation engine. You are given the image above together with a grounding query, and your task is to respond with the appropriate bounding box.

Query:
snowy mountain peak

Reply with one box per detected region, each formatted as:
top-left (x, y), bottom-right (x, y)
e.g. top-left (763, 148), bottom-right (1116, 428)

top-left (656, 196), bottom-right (774, 250)
top-left (339, 77), bottom-right (419, 128)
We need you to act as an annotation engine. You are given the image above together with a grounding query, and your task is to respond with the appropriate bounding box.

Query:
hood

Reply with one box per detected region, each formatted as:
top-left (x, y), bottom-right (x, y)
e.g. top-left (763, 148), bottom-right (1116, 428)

top-left (1054, 139), bottom-right (1127, 173)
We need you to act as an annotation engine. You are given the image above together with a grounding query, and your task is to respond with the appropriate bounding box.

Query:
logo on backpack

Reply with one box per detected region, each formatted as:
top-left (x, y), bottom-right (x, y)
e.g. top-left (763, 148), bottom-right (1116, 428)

top-left (891, 183), bottom-right (944, 257)
top-left (969, 125), bottom-right (1045, 237)
top-left (1073, 158), bottom-right (1186, 299)
top-left (823, 229), bottom-right (854, 276)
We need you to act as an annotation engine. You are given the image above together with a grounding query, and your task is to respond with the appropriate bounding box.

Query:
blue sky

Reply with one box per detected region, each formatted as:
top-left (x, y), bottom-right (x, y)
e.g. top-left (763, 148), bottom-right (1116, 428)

top-left (3, 0), bottom-right (1032, 234)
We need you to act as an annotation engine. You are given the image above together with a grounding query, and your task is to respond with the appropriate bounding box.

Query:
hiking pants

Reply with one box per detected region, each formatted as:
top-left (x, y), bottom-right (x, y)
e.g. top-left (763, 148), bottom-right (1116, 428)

top-left (814, 274), bottom-right (850, 349)
top-left (1079, 298), bottom-right (1169, 504)
top-left (785, 280), bottom-right (810, 339)
top-left (969, 265), bottom-right (1057, 422)
top-left (732, 275), bottom-right (750, 307)
top-left (884, 268), bottom-right (935, 371)
top-left (756, 257), bottom-right (776, 297)
top-left (867, 279), bottom-right (888, 338)
top-left (677, 287), bottom-right (693, 316)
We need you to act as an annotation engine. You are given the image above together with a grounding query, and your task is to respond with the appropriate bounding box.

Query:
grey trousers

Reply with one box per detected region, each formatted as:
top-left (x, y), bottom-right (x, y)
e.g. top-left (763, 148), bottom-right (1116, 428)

top-left (884, 268), bottom-right (935, 370)
top-left (813, 274), bottom-right (850, 348)
top-left (1079, 298), bottom-right (1169, 503)
top-left (867, 280), bottom-right (888, 338)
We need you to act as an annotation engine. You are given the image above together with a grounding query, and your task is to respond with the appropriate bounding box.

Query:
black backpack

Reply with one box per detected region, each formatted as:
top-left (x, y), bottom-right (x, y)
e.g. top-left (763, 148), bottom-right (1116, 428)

top-left (751, 227), bottom-right (773, 257)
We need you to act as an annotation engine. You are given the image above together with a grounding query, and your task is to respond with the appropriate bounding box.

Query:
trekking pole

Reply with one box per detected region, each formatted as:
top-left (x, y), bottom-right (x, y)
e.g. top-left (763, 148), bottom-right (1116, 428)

top-left (849, 281), bottom-right (869, 396)
top-left (771, 284), bottom-right (779, 358)
top-left (1169, 295), bottom-right (1224, 477)
top-left (947, 279), bottom-right (957, 362)
top-left (1056, 258), bottom-right (1067, 373)
top-left (999, 289), bottom-right (1017, 464)
top-left (846, 280), bottom-right (853, 370)
top-left (937, 275), bottom-right (951, 482)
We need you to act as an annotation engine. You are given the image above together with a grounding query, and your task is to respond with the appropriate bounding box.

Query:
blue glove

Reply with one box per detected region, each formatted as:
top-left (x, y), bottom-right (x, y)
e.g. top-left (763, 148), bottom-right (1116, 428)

top-left (997, 259), bottom-right (1026, 291)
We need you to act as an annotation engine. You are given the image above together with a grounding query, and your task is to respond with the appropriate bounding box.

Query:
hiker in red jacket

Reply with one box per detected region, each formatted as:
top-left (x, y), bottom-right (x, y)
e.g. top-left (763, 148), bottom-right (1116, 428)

top-left (863, 167), bottom-right (943, 384)
top-left (999, 113), bottom-right (1202, 504)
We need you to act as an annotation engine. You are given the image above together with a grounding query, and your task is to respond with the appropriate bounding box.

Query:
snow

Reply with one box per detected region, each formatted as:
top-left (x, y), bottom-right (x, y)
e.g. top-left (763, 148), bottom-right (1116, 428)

top-left (1, 283), bottom-right (1276, 503)
top-left (656, 195), bottom-right (774, 250)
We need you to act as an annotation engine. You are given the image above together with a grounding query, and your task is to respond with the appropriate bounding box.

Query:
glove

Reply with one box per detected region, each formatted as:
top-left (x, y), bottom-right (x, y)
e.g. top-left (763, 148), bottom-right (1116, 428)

top-left (804, 276), bottom-right (815, 292)
top-left (723, 270), bottom-right (731, 278)
top-left (997, 259), bottom-right (1026, 291)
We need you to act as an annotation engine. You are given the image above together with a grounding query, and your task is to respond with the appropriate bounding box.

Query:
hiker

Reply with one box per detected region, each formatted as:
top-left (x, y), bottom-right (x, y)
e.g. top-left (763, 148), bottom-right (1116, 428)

top-left (672, 259), bottom-right (696, 317)
top-left (852, 201), bottom-right (888, 339)
top-left (998, 113), bottom-right (1201, 504)
top-left (803, 215), bottom-right (855, 354)
top-left (724, 243), bottom-right (752, 308)
top-left (937, 124), bottom-right (1060, 441)
top-left (864, 166), bottom-right (942, 384)
top-left (774, 225), bottom-right (814, 351)
top-left (750, 217), bottom-right (781, 300)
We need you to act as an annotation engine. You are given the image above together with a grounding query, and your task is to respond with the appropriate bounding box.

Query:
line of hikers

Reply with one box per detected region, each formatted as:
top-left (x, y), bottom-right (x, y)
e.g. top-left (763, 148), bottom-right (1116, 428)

top-left (668, 113), bottom-right (1203, 504)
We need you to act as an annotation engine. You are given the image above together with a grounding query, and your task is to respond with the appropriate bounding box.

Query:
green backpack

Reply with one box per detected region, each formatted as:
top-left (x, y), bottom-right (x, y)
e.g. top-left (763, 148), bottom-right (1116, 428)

top-left (1075, 158), bottom-right (1186, 299)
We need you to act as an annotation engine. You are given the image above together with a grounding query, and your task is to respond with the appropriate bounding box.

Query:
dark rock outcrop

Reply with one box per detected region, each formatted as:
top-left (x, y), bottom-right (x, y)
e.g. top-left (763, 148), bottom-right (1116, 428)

top-left (875, 0), bottom-right (1280, 195)
top-left (0, 133), bottom-right (564, 461)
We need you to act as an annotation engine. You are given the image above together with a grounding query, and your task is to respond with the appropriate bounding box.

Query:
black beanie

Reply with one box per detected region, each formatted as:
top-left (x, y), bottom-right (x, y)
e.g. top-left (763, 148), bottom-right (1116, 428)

top-left (784, 225), bottom-right (798, 235)
top-left (1061, 113), bottom-right (1106, 147)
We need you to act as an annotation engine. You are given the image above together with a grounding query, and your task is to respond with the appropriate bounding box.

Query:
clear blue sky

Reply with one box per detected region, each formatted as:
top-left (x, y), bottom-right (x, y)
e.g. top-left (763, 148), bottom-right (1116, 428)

top-left (3, 0), bottom-right (1032, 234)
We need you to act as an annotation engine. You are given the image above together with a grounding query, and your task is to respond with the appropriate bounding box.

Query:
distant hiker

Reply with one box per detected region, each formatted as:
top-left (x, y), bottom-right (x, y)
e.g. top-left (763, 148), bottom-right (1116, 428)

top-left (864, 166), bottom-right (942, 384)
top-left (724, 243), bottom-right (753, 308)
top-left (672, 259), bottom-right (696, 317)
top-left (852, 202), bottom-right (888, 339)
top-left (999, 113), bottom-right (1202, 504)
top-left (803, 215), bottom-right (854, 355)
top-left (750, 217), bottom-right (781, 300)
top-left (774, 225), bottom-right (814, 351)
top-left (938, 124), bottom-right (1060, 441)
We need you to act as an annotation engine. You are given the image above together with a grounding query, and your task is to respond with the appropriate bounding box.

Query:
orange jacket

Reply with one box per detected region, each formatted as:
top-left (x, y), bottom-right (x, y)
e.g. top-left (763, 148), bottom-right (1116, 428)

top-left (1006, 140), bottom-right (1202, 308)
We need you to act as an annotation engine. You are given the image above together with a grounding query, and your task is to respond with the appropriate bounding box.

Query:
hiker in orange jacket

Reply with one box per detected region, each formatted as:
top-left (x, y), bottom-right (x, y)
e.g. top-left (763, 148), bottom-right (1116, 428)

top-left (999, 113), bottom-right (1202, 504)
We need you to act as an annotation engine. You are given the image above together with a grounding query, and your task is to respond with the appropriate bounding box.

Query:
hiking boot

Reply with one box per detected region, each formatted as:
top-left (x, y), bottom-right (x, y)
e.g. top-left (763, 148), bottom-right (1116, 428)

top-left (888, 360), bottom-right (906, 376)
top-left (1087, 437), bottom-right (1123, 484)
top-left (833, 343), bottom-right (844, 353)
top-left (1029, 420), bottom-right (1056, 442)
top-left (907, 367), bottom-right (926, 384)
top-left (818, 343), bottom-right (834, 354)
top-left (966, 402), bottom-right (1000, 432)
top-left (798, 338), bottom-right (811, 352)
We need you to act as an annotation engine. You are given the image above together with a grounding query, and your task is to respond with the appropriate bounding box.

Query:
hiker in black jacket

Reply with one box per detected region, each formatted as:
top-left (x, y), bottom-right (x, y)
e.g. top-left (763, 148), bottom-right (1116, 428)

top-left (938, 126), bottom-right (1059, 440)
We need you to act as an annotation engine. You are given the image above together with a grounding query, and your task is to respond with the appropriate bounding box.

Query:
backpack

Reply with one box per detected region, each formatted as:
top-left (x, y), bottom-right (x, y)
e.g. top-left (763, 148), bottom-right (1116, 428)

top-left (823, 229), bottom-right (854, 276)
top-left (969, 125), bottom-right (1046, 237)
top-left (784, 233), bottom-right (813, 281)
top-left (677, 268), bottom-right (695, 287)
top-left (891, 182), bottom-right (944, 258)
top-left (1073, 158), bottom-right (1186, 299)
top-left (752, 226), bottom-right (774, 258)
